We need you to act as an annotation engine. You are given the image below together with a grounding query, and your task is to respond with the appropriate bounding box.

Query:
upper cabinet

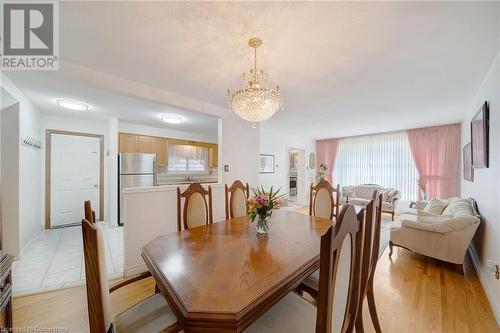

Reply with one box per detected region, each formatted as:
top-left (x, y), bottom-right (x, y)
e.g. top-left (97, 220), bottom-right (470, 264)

top-left (119, 133), bottom-right (217, 168)
top-left (155, 138), bottom-right (168, 166)
top-left (119, 133), bottom-right (138, 153)
top-left (136, 135), bottom-right (155, 154)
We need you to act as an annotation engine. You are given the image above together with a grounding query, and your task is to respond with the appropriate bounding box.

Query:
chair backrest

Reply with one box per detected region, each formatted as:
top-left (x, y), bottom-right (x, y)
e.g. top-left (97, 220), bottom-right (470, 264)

top-left (225, 180), bottom-right (250, 220)
top-left (309, 180), bottom-right (340, 220)
top-left (359, 191), bottom-right (383, 299)
top-left (82, 219), bottom-right (113, 333)
top-left (84, 200), bottom-right (96, 223)
top-left (177, 183), bottom-right (213, 231)
top-left (316, 204), bottom-right (363, 333)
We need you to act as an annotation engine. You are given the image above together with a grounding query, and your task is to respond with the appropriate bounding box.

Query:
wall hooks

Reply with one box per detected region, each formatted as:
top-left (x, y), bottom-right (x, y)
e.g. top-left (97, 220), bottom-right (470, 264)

top-left (21, 136), bottom-right (42, 149)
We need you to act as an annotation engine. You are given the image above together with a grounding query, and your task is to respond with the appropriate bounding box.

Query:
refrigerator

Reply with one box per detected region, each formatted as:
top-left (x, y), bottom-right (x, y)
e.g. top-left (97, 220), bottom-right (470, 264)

top-left (118, 153), bottom-right (157, 225)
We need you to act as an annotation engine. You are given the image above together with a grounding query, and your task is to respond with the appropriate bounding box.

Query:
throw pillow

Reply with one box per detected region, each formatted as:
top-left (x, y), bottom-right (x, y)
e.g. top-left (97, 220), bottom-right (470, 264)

top-left (442, 198), bottom-right (474, 217)
top-left (423, 198), bottom-right (448, 215)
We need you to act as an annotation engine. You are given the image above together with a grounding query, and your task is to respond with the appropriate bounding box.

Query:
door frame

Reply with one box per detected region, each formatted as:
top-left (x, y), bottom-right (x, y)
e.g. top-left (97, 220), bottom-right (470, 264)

top-left (45, 129), bottom-right (104, 229)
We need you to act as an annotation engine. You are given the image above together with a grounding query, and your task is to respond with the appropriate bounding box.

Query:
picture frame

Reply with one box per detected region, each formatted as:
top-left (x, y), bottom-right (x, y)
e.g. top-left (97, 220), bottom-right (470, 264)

top-left (463, 142), bottom-right (473, 182)
top-left (259, 154), bottom-right (275, 174)
top-left (309, 153), bottom-right (316, 169)
top-left (471, 101), bottom-right (489, 168)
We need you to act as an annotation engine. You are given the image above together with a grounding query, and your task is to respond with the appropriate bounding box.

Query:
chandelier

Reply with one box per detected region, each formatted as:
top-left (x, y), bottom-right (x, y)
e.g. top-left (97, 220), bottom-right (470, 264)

top-left (228, 37), bottom-right (284, 123)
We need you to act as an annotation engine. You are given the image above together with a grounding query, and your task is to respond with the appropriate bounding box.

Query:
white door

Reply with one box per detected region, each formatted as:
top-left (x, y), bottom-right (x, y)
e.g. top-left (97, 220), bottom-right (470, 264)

top-left (50, 134), bottom-right (101, 227)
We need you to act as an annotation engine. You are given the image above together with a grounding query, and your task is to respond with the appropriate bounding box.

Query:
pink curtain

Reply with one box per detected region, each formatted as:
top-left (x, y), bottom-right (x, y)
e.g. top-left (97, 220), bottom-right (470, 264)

top-left (316, 139), bottom-right (340, 183)
top-left (407, 124), bottom-right (461, 200)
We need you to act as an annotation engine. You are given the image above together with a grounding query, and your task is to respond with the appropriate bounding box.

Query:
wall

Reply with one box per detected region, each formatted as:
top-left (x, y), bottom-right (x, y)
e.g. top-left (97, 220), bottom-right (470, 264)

top-left (259, 128), bottom-right (316, 205)
top-left (1, 104), bottom-right (20, 255)
top-left (1, 75), bottom-right (43, 255)
top-left (221, 113), bottom-right (260, 187)
top-left (118, 121), bottom-right (217, 144)
top-left (461, 52), bottom-right (500, 325)
top-left (41, 114), bottom-right (112, 223)
top-left (123, 184), bottom-right (227, 275)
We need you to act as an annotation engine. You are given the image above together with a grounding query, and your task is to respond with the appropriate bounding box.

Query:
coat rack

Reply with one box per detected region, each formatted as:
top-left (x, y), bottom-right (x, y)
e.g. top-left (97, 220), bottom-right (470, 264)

top-left (21, 136), bottom-right (42, 149)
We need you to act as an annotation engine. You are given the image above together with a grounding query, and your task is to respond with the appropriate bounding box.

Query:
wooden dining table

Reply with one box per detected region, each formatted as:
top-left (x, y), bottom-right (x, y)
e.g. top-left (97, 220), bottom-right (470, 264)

top-left (141, 209), bottom-right (334, 332)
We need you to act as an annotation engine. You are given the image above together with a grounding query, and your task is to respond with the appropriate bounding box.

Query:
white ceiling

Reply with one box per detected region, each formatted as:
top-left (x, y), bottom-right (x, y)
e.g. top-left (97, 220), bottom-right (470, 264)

top-left (6, 1), bottom-right (500, 139)
top-left (5, 71), bottom-right (219, 136)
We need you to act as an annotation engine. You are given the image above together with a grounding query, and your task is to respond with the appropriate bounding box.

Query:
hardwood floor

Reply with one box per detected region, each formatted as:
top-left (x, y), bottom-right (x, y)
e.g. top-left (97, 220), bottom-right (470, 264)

top-left (13, 235), bottom-right (499, 333)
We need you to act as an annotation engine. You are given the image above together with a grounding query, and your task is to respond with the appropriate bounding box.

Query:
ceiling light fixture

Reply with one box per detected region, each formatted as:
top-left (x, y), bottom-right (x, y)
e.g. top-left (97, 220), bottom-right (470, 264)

top-left (56, 99), bottom-right (89, 111)
top-left (161, 114), bottom-right (184, 124)
top-left (228, 37), bottom-right (284, 123)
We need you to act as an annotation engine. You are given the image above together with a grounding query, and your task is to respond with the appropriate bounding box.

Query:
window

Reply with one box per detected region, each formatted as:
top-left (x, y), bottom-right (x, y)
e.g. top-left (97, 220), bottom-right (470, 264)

top-left (333, 131), bottom-right (419, 201)
top-left (167, 144), bottom-right (208, 173)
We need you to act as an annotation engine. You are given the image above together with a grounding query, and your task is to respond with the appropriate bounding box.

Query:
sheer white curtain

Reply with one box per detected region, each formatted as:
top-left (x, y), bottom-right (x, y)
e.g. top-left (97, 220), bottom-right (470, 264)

top-left (333, 131), bottom-right (419, 200)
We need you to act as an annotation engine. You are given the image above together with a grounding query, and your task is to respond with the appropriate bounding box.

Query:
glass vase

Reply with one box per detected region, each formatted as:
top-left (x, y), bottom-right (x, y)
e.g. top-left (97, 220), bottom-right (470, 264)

top-left (256, 216), bottom-right (269, 236)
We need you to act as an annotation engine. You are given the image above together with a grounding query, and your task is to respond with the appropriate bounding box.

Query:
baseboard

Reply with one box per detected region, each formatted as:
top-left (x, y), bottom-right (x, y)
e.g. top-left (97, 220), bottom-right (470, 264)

top-left (469, 245), bottom-right (500, 327)
top-left (124, 263), bottom-right (147, 277)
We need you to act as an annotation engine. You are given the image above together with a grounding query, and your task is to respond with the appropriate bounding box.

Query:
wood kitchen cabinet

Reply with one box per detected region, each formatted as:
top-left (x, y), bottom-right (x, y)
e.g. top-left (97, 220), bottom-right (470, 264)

top-left (209, 144), bottom-right (218, 168)
top-left (155, 138), bottom-right (168, 166)
top-left (119, 133), bottom-right (218, 168)
top-left (119, 133), bottom-right (138, 153)
top-left (136, 135), bottom-right (155, 154)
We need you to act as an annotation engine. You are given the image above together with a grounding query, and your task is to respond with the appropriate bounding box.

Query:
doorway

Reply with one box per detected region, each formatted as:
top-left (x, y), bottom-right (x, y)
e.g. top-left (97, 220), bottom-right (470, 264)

top-left (288, 148), bottom-right (306, 205)
top-left (45, 130), bottom-right (104, 229)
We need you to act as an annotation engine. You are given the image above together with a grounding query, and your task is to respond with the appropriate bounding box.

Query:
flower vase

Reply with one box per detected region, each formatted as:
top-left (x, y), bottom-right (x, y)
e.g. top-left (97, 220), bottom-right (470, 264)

top-left (256, 216), bottom-right (269, 236)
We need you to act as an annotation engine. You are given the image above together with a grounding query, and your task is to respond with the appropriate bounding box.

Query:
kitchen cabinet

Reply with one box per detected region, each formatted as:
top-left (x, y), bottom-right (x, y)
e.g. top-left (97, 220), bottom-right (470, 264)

top-left (156, 138), bottom-right (168, 166)
top-left (136, 135), bottom-right (155, 154)
top-left (209, 144), bottom-right (218, 168)
top-left (119, 133), bottom-right (137, 153)
top-left (119, 133), bottom-right (218, 168)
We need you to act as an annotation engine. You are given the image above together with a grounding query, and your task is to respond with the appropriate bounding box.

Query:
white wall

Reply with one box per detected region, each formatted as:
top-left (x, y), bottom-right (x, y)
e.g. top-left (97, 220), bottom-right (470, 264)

top-left (1, 75), bottom-right (43, 255)
top-left (118, 121), bottom-right (217, 144)
top-left (123, 184), bottom-right (227, 275)
top-left (259, 128), bottom-right (316, 205)
top-left (221, 113), bottom-right (260, 187)
top-left (461, 52), bottom-right (500, 325)
top-left (1, 104), bottom-right (20, 256)
top-left (41, 114), bottom-right (112, 223)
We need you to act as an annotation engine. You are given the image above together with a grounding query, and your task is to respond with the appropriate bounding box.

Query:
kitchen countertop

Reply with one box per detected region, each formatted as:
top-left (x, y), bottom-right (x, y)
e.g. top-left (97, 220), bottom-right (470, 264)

top-left (123, 182), bottom-right (222, 194)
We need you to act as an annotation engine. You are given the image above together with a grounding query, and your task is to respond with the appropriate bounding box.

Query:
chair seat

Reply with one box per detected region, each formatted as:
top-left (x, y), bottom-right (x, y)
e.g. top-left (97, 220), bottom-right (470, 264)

top-left (245, 292), bottom-right (316, 332)
top-left (114, 294), bottom-right (179, 333)
top-left (302, 269), bottom-right (320, 290)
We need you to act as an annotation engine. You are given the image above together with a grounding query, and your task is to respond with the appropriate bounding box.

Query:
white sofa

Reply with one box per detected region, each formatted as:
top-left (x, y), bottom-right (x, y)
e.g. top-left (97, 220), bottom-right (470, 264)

top-left (389, 197), bottom-right (480, 274)
top-left (340, 184), bottom-right (400, 220)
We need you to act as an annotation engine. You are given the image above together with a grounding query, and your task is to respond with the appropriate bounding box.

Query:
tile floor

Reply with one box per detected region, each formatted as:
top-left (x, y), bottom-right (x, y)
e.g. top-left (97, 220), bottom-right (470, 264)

top-left (12, 222), bottom-right (123, 296)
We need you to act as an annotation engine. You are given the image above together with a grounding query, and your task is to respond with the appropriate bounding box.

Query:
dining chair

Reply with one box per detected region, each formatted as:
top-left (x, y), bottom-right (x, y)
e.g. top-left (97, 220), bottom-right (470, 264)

top-left (84, 200), bottom-right (97, 223)
top-left (355, 191), bottom-right (383, 333)
top-left (309, 180), bottom-right (340, 220)
top-left (82, 219), bottom-right (181, 333)
top-left (177, 183), bottom-right (213, 231)
top-left (225, 180), bottom-right (250, 219)
top-left (245, 204), bottom-right (363, 333)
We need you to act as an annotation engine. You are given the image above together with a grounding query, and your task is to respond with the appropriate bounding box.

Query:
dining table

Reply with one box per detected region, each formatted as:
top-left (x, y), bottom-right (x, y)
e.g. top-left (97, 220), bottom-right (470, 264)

top-left (141, 209), bottom-right (336, 332)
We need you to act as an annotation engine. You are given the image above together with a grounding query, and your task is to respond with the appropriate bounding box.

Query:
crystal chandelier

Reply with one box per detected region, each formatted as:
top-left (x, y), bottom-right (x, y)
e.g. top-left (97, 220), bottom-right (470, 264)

top-left (228, 37), bottom-right (284, 123)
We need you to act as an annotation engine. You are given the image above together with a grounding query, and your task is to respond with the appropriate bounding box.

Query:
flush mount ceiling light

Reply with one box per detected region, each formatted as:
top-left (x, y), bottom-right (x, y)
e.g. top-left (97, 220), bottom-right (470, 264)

top-left (56, 99), bottom-right (89, 111)
top-left (161, 114), bottom-right (184, 124)
top-left (228, 37), bottom-right (284, 123)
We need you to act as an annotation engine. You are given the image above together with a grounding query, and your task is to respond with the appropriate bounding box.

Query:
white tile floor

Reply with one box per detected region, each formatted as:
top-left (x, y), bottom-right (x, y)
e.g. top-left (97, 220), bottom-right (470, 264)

top-left (12, 222), bottom-right (123, 296)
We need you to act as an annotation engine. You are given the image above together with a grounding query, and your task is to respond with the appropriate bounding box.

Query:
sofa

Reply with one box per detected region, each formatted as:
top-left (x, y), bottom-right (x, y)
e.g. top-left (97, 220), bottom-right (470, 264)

top-left (389, 197), bottom-right (480, 274)
top-left (340, 184), bottom-right (400, 220)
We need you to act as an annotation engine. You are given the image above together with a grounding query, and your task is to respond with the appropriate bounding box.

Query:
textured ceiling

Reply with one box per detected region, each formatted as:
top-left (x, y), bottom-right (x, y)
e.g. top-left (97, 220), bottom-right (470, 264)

top-left (7, 1), bottom-right (500, 139)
